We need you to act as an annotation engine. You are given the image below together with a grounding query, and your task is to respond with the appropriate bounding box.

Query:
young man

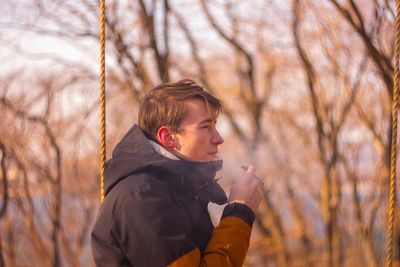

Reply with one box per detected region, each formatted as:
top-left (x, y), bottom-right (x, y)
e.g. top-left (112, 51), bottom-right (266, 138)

top-left (91, 79), bottom-right (262, 267)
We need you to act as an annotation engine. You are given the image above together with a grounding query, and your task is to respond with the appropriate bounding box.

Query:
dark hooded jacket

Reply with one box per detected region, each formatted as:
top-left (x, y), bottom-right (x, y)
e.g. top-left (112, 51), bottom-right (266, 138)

top-left (91, 125), bottom-right (255, 267)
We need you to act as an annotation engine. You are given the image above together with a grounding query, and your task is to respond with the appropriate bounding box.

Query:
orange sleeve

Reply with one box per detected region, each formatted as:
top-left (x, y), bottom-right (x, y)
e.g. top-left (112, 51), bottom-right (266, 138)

top-left (168, 216), bottom-right (251, 267)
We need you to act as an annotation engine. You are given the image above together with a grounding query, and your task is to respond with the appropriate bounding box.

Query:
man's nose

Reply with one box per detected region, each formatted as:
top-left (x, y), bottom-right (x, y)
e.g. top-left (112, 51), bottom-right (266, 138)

top-left (212, 129), bottom-right (224, 145)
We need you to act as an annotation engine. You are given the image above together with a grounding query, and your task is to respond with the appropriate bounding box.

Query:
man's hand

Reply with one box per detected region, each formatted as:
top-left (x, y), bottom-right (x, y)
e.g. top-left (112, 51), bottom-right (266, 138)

top-left (228, 165), bottom-right (263, 213)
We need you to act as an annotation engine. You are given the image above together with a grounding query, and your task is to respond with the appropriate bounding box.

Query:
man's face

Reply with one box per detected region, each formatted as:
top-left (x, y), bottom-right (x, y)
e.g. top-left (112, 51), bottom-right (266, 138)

top-left (171, 98), bottom-right (224, 162)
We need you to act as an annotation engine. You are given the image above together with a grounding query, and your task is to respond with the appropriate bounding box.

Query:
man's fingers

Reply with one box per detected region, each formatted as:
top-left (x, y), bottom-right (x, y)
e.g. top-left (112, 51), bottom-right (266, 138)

top-left (241, 164), bottom-right (255, 175)
top-left (241, 165), bottom-right (264, 185)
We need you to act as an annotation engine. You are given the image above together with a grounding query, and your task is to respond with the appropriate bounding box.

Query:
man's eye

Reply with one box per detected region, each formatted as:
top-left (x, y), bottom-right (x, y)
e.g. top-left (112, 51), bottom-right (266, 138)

top-left (201, 125), bottom-right (210, 129)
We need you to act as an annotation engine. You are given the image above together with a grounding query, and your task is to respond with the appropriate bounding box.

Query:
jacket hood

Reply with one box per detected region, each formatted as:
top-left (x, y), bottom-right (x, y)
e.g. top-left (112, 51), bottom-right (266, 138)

top-left (104, 125), bottom-right (227, 204)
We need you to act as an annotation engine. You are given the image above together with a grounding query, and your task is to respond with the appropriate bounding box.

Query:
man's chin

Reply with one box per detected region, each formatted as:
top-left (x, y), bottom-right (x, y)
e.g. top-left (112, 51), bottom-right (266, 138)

top-left (208, 154), bottom-right (220, 161)
top-left (191, 155), bottom-right (220, 162)
top-left (175, 152), bottom-right (221, 162)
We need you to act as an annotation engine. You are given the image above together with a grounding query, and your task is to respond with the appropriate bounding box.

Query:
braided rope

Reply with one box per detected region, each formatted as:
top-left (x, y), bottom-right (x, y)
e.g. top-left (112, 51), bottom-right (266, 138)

top-left (386, 0), bottom-right (400, 266)
top-left (99, 0), bottom-right (106, 202)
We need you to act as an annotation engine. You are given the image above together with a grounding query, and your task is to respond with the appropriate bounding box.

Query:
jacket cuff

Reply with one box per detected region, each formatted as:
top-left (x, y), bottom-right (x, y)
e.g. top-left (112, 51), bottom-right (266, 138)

top-left (221, 203), bottom-right (255, 227)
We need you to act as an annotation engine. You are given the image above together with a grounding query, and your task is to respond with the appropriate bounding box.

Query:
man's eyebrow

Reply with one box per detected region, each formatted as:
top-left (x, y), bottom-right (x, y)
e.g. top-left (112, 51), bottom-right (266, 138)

top-left (198, 118), bottom-right (215, 124)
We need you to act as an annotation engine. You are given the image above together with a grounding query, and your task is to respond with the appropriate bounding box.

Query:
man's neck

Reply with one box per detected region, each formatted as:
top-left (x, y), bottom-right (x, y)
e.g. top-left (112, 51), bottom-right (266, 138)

top-left (149, 140), bottom-right (180, 160)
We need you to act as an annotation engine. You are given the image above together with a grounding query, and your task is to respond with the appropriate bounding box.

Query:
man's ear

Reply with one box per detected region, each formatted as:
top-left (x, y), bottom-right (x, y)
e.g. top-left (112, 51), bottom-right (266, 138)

top-left (156, 126), bottom-right (176, 148)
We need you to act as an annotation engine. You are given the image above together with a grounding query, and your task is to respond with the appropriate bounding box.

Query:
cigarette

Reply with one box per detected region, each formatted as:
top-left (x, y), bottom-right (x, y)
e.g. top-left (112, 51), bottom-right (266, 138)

top-left (241, 165), bottom-right (264, 185)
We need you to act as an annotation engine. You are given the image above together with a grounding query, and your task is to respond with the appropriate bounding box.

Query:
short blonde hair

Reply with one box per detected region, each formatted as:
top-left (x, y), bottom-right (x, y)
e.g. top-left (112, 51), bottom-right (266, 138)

top-left (138, 79), bottom-right (223, 138)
